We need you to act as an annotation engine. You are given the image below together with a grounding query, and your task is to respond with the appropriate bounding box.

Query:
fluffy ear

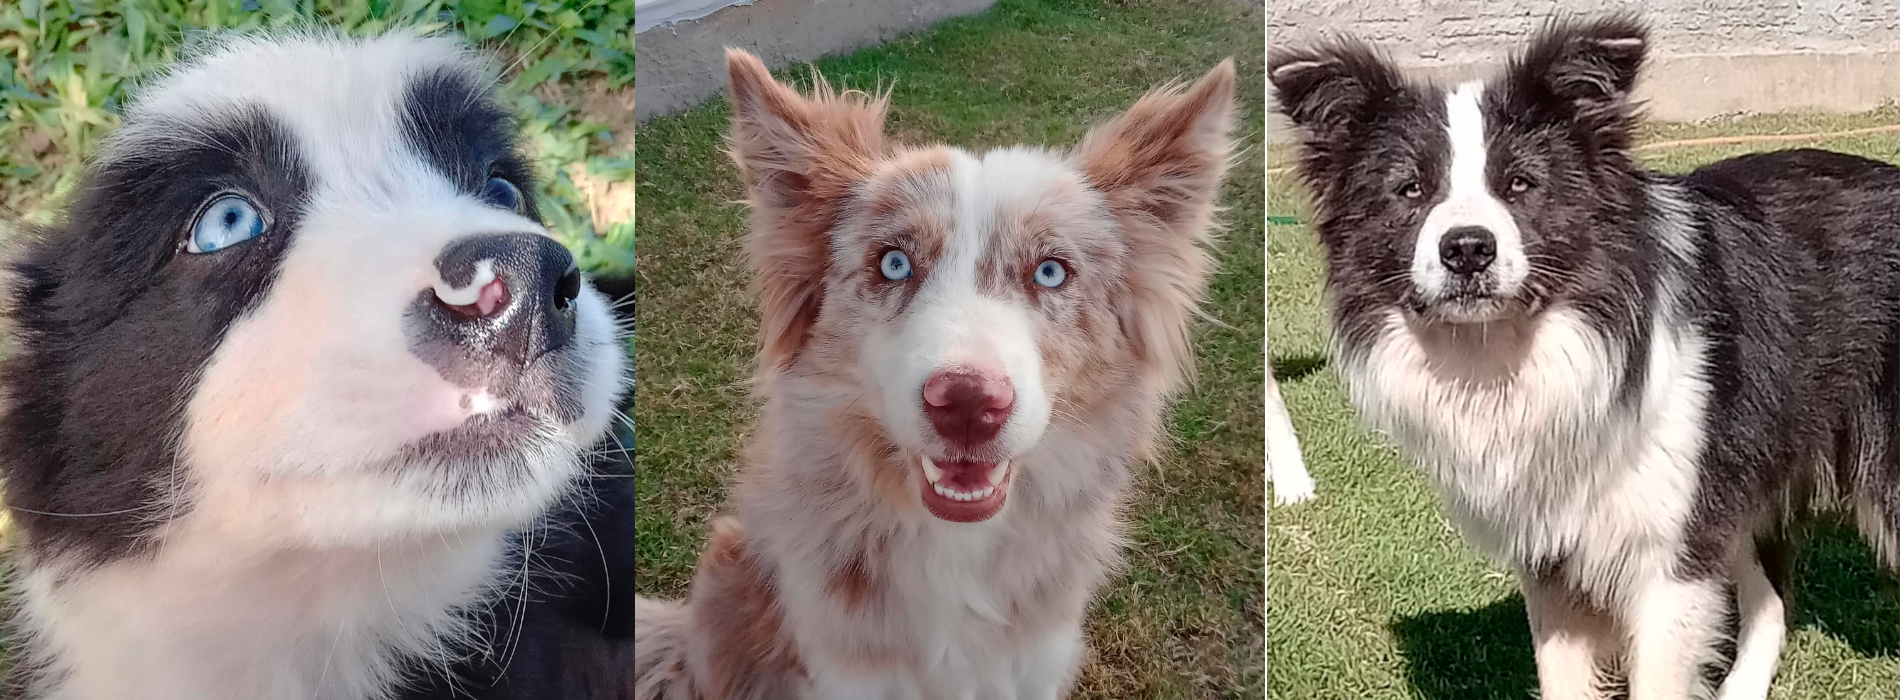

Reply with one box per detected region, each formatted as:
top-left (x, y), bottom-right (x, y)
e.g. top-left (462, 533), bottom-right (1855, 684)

top-left (1509, 15), bottom-right (1647, 141)
top-left (724, 48), bottom-right (886, 370)
top-left (1073, 59), bottom-right (1235, 395)
top-left (1268, 38), bottom-right (1403, 140)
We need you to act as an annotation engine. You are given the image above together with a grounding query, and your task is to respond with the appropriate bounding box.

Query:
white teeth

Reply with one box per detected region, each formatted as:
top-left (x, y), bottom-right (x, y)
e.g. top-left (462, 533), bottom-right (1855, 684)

top-left (986, 460), bottom-right (1009, 485)
top-left (930, 481), bottom-right (996, 502)
top-left (922, 456), bottom-right (944, 485)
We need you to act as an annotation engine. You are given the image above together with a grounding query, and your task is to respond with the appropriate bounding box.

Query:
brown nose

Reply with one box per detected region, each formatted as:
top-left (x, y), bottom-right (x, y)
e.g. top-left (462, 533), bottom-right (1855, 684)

top-left (922, 370), bottom-right (1015, 449)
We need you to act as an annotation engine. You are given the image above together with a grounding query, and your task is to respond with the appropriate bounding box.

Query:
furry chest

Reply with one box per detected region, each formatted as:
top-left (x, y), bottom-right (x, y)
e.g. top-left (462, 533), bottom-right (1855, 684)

top-left (16, 533), bottom-right (509, 700)
top-left (1341, 309), bottom-right (1712, 593)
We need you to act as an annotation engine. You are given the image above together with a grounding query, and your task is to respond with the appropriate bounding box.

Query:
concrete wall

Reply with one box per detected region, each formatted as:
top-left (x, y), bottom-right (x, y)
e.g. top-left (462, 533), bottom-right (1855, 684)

top-left (636, 0), bottom-right (998, 121)
top-left (1269, 1), bottom-right (1900, 139)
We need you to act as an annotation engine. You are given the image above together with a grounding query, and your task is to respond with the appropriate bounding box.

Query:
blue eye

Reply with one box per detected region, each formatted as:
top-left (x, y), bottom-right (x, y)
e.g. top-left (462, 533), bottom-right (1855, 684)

top-left (879, 249), bottom-right (912, 281)
top-left (185, 194), bottom-right (266, 254)
top-left (482, 176), bottom-right (522, 211)
top-left (1033, 259), bottom-right (1067, 288)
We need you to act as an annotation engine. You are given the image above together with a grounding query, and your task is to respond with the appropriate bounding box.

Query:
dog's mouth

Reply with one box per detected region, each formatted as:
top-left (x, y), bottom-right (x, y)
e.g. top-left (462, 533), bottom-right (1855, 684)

top-left (916, 456), bottom-right (1013, 523)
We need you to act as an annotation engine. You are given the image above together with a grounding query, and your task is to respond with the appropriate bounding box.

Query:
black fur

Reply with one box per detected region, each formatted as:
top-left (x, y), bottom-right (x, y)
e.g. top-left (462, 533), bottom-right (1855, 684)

top-left (1, 110), bottom-right (311, 567)
top-left (406, 451), bottom-right (636, 700)
top-left (0, 46), bottom-right (635, 700)
top-left (1274, 13), bottom-right (1900, 687)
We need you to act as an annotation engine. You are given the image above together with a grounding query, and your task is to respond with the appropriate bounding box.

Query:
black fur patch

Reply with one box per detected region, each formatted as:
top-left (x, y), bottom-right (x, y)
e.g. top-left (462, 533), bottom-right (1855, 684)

top-left (402, 67), bottom-right (541, 222)
top-left (1275, 12), bottom-right (1900, 665)
top-left (0, 109), bottom-right (310, 567)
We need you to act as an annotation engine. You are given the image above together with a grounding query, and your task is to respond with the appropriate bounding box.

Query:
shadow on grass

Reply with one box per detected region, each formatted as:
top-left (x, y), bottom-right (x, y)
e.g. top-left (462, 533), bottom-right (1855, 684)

top-left (1271, 353), bottom-right (1327, 382)
top-left (1794, 517), bottom-right (1900, 657)
top-left (1388, 518), bottom-right (1900, 699)
top-left (1390, 598), bottom-right (1537, 700)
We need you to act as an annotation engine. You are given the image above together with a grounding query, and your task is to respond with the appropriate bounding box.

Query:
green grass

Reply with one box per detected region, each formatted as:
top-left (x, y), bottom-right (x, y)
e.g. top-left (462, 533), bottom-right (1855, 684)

top-left (1268, 120), bottom-right (1900, 699)
top-left (0, 0), bottom-right (632, 271)
top-left (633, 0), bottom-right (1263, 696)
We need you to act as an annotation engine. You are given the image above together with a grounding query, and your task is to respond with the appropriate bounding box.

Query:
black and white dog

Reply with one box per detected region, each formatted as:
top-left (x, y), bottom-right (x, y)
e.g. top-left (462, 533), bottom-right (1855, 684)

top-left (1273, 16), bottom-right (1900, 699)
top-left (0, 33), bottom-right (634, 699)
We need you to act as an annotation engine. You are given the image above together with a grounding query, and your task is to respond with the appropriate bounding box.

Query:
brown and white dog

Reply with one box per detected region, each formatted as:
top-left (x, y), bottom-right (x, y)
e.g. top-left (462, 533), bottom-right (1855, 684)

top-left (632, 50), bottom-right (1235, 698)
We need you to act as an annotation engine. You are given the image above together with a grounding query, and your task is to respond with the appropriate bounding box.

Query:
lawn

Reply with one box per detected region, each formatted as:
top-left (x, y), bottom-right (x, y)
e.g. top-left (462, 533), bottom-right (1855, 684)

top-left (633, 0), bottom-right (1265, 696)
top-left (0, 0), bottom-right (633, 272)
top-left (1267, 112), bottom-right (1900, 699)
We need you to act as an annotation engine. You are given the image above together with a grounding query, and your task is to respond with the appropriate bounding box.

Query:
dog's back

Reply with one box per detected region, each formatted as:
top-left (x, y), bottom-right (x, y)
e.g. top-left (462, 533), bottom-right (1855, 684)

top-left (1688, 148), bottom-right (1900, 567)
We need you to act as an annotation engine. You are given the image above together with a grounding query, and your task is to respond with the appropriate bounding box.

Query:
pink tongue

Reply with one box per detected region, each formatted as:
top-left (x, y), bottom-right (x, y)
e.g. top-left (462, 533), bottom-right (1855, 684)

top-left (936, 461), bottom-right (996, 491)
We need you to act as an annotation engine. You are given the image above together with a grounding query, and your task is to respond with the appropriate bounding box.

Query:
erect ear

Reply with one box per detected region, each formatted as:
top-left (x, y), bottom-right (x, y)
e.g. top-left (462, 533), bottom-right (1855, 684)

top-left (724, 48), bottom-right (886, 370)
top-left (1508, 15), bottom-right (1648, 146)
top-left (1073, 59), bottom-right (1235, 395)
top-left (1268, 38), bottom-right (1404, 140)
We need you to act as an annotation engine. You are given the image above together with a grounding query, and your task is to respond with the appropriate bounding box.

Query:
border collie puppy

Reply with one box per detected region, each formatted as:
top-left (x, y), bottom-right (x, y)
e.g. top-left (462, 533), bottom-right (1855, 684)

top-left (0, 33), bottom-right (634, 700)
top-left (632, 50), bottom-right (1234, 697)
top-left (1272, 16), bottom-right (1900, 699)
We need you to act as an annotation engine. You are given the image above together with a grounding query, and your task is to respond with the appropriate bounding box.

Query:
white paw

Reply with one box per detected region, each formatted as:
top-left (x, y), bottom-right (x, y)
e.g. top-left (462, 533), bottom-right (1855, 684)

top-left (1270, 464), bottom-right (1316, 505)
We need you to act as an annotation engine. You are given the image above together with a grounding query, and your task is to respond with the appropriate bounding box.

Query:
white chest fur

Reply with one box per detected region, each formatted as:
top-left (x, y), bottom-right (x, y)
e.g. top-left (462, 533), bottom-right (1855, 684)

top-left (15, 527), bottom-right (509, 700)
top-left (1341, 306), bottom-right (1712, 603)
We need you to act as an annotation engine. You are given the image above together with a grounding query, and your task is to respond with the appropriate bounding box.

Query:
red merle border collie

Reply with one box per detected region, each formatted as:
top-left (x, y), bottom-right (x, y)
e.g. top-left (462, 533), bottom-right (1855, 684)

top-left (632, 50), bottom-right (1235, 698)
top-left (0, 33), bottom-right (633, 700)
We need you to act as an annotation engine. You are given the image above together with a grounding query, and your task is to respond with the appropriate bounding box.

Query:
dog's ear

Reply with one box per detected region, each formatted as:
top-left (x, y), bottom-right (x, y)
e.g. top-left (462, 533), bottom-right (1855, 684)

top-left (724, 48), bottom-right (886, 370)
top-left (1073, 59), bottom-right (1235, 395)
top-left (1509, 15), bottom-right (1647, 146)
top-left (1269, 39), bottom-right (1403, 141)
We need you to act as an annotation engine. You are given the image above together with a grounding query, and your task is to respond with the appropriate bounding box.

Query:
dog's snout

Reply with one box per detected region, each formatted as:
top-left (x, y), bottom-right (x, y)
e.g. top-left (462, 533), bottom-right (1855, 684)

top-left (922, 370), bottom-right (1014, 449)
top-left (431, 233), bottom-right (580, 366)
top-left (1439, 226), bottom-right (1497, 275)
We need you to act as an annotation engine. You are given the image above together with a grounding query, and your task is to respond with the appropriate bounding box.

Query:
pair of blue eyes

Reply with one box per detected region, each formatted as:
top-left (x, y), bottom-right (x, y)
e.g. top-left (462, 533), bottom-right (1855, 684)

top-left (877, 250), bottom-right (1068, 288)
top-left (183, 177), bottom-right (524, 254)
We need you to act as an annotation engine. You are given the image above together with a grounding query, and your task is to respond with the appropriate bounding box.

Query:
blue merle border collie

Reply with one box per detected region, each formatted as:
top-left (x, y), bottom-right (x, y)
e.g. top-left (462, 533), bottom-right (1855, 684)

top-left (1273, 15), bottom-right (1900, 699)
top-left (0, 33), bottom-right (634, 699)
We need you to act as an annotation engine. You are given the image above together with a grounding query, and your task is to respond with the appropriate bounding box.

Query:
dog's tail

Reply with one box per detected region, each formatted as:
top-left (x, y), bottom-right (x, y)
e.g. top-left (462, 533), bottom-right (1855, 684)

top-left (634, 596), bottom-right (696, 700)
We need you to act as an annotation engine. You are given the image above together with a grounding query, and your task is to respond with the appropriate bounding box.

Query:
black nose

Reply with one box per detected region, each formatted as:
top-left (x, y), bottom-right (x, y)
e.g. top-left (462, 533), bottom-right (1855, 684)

top-left (431, 233), bottom-right (580, 366)
top-left (1438, 226), bottom-right (1497, 275)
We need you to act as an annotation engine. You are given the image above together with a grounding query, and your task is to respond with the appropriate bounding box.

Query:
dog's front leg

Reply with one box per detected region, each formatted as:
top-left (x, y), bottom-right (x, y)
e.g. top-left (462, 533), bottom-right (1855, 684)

top-left (1714, 540), bottom-right (1786, 700)
top-left (1521, 571), bottom-right (1616, 700)
top-left (1012, 625), bottom-right (1085, 699)
top-left (1267, 373), bottom-right (1316, 505)
top-left (1625, 573), bottom-right (1727, 700)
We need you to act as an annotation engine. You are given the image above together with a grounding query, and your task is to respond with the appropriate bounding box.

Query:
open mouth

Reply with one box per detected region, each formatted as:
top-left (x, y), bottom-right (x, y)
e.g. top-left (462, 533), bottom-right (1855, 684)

top-left (917, 456), bottom-right (1013, 523)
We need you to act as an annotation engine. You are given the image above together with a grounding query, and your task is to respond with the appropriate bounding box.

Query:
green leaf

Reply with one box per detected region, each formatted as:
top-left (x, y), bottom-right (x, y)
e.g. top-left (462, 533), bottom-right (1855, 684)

top-left (480, 13), bottom-right (517, 38)
top-left (123, 2), bottom-right (147, 57)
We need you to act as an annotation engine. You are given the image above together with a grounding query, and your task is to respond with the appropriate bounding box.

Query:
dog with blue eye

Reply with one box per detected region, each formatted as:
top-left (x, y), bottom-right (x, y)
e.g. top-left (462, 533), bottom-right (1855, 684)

top-left (632, 49), bottom-right (1234, 699)
top-left (0, 33), bottom-right (633, 699)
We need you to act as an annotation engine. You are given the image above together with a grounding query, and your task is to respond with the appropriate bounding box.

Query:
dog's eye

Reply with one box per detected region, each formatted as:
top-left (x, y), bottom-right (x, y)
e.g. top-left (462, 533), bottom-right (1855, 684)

top-left (1399, 182), bottom-right (1423, 199)
top-left (879, 249), bottom-right (912, 281)
top-left (1032, 259), bottom-right (1067, 288)
top-left (185, 194), bottom-right (266, 254)
top-left (1509, 176), bottom-right (1534, 194)
top-left (482, 176), bottom-right (523, 212)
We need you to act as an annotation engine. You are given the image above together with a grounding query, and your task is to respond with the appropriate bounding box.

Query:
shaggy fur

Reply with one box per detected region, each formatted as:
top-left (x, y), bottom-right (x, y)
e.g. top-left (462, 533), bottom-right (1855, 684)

top-left (1274, 15), bottom-right (1900, 700)
top-left (632, 49), bottom-right (1234, 698)
top-left (0, 32), bottom-right (633, 700)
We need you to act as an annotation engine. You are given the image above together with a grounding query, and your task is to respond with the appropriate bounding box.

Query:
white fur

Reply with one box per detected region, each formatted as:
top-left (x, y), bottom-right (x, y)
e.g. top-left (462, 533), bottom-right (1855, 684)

top-left (860, 148), bottom-right (1076, 463)
top-left (15, 32), bottom-right (627, 700)
top-left (737, 146), bottom-right (1136, 698)
top-left (1267, 371), bottom-right (1315, 505)
top-left (1717, 541), bottom-right (1785, 700)
top-left (1342, 185), bottom-right (1745, 694)
top-left (1412, 83), bottom-right (1529, 308)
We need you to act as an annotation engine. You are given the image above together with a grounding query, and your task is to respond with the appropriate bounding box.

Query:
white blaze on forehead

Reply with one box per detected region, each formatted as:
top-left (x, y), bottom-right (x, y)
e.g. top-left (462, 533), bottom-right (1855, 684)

top-left (1412, 81), bottom-right (1529, 302)
top-left (858, 147), bottom-right (1059, 460)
